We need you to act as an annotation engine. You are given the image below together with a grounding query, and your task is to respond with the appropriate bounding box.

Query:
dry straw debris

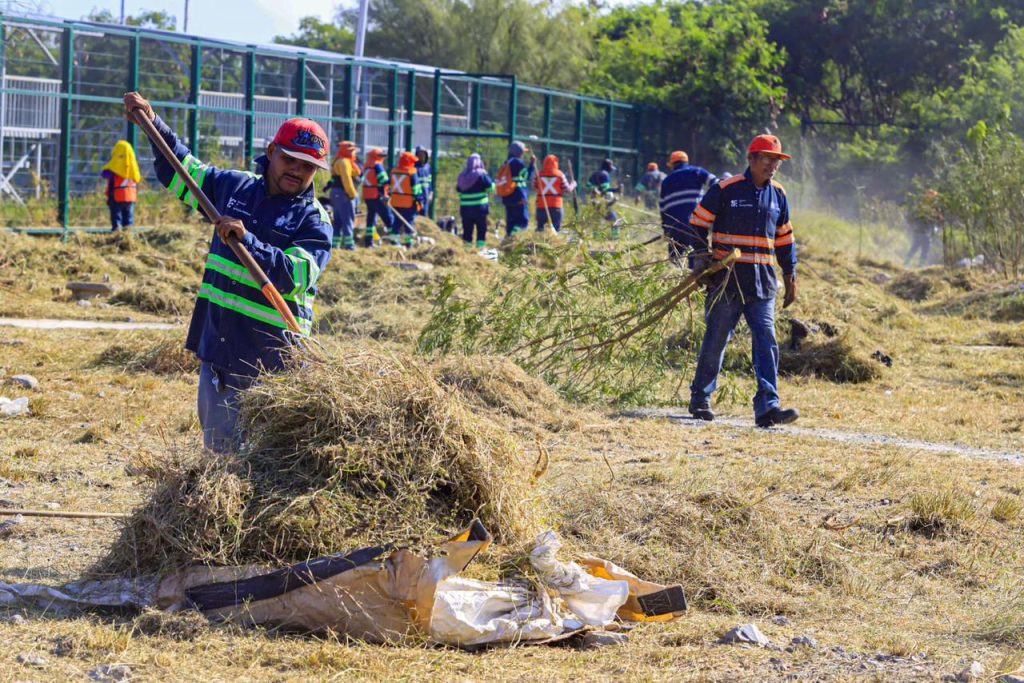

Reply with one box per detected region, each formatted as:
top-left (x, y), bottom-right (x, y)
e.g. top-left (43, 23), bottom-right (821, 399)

top-left (97, 343), bottom-right (547, 575)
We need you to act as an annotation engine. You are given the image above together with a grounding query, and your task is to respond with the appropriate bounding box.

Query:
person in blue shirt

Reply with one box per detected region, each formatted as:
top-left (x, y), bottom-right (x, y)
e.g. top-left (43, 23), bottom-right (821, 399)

top-left (414, 145), bottom-right (433, 217)
top-left (587, 158), bottom-right (621, 237)
top-left (659, 150), bottom-right (717, 264)
top-left (456, 153), bottom-right (493, 250)
top-left (124, 91), bottom-right (332, 453)
top-left (499, 141), bottom-right (535, 236)
top-left (683, 134), bottom-right (799, 429)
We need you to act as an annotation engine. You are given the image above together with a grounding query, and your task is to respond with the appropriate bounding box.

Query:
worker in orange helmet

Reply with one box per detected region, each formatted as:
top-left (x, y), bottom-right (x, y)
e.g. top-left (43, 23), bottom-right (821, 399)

top-left (534, 154), bottom-right (576, 233)
top-left (389, 151), bottom-right (426, 248)
top-left (635, 162), bottom-right (666, 210)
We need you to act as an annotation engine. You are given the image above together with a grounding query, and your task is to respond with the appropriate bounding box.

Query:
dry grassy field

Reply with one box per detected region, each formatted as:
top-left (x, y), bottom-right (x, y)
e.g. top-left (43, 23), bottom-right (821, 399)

top-left (1, 209), bottom-right (1022, 682)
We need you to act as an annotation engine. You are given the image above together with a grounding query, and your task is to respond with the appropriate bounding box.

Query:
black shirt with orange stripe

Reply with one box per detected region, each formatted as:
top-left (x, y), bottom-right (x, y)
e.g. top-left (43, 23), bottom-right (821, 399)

top-left (686, 168), bottom-right (796, 299)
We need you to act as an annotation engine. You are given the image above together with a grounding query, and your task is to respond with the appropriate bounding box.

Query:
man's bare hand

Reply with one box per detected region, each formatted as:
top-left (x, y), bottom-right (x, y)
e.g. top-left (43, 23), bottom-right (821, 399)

top-left (123, 92), bottom-right (155, 123)
top-left (215, 216), bottom-right (247, 243)
top-left (783, 273), bottom-right (797, 309)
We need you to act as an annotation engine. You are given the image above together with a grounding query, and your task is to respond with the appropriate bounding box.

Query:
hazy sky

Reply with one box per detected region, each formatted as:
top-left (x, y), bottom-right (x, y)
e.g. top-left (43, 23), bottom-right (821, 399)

top-left (28, 0), bottom-right (342, 45)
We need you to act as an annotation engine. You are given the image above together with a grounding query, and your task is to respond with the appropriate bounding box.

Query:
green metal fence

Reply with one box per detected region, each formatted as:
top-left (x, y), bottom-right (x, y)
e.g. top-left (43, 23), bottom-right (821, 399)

top-left (0, 12), bottom-right (679, 234)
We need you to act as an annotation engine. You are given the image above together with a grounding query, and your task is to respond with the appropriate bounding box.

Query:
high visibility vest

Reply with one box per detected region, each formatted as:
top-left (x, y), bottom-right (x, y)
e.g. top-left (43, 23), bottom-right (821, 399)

top-left (362, 167), bottom-right (388, 201)
top-left (390, 172), bottom-right (416, 209)
top-left (113, 175), bottom-right (137, 203)
top-left (459, 189), bottom-right (489, 208)
top-left (536, 173), bottom-right (564, 210)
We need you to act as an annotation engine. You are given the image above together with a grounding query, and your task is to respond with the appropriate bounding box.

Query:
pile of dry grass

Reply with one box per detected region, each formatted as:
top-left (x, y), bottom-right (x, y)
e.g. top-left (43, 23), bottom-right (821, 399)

top-left (433, 355), bottom-right (582, 431)
top-left (109, 281), bottom-right (195, 316)
top-left (98, 343), bottom-right (546, 574)
top-left (779, 333), bottom-right (882, 383)
top-left (96, 335), bottom-right (199, 375)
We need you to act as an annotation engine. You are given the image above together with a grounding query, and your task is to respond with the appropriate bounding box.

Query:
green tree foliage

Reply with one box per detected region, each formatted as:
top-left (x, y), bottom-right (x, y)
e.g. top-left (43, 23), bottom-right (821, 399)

top-left (274, 16), bottom-right (356, 54)
top-left (585, 1), bottom-right (786, 163)
top-left (932, 124), bottom-right (1024, 278)
top-left (279, 0), bottom-right (594, 91)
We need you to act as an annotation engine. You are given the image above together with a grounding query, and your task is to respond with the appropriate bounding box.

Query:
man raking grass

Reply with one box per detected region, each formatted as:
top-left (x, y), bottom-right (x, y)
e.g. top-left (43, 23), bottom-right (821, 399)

top-left (123, 92), bottom-right (333, 453)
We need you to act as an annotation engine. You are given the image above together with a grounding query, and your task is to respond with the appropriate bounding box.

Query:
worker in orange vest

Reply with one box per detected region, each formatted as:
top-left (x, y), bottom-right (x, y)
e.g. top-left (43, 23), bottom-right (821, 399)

top-left (534, 154), bottom-right (576, 233)
top-left (328, 141), bottom-right (360, 250)
top-left (362, 148), bottom-right (394, 247)
top-left (389, 151), bottom-right (426, 248)
top-left (100, 140), bottom-right (141, 231)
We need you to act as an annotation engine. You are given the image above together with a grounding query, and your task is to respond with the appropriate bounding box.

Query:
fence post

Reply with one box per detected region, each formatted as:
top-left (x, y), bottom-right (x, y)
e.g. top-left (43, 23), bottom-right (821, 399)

top-left (430, 69), bottom-right (440, 221)
top-left (57, 26), bottom-right (74, 237)
top-left (296, 55), bottom-right (306, 117)
top-left (542, 92), bottom-right (552, 159)
top-left (342, 62), bottom-right (353, 141)
top-left (188, 43), bottom-right (201, 152)
top-left (508, 74), bottom-right (518, 144)
top-left (404, 70), bottom-right (415, 150)
top-left (244, 51), bottom-right (255, 167)
top-left (574, 98), bottom-right (583, 186)
top-left (386, 67), bottom-right (398, 167)
top-left (126, 34), bottom-right (139, 151)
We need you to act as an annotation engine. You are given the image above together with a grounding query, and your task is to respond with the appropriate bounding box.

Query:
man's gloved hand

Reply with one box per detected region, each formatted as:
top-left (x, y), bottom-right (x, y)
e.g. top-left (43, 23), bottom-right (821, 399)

top-left (783, 273), bottom-right (797, 308)
top-left (690, 250), bottom-right (713, 275)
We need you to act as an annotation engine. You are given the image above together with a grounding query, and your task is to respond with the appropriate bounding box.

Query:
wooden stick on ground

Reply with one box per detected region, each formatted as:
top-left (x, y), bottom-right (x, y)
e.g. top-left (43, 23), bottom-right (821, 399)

top-left (0, 509), bottom-right (129, 519)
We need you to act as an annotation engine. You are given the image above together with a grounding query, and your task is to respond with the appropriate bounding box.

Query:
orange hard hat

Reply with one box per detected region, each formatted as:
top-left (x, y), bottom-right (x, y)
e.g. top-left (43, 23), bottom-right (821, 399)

top-left (647, 162), bottom-right (658, 172)
top-left (747, 134), bottom-right (791, 160)
top-left (668, 150), bottom-right (689, 166)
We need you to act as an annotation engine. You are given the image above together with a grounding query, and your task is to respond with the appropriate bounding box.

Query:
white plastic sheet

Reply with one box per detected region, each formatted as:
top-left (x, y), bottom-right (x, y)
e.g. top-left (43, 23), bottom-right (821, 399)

top-left (529, 530), bottom-right (630, 627)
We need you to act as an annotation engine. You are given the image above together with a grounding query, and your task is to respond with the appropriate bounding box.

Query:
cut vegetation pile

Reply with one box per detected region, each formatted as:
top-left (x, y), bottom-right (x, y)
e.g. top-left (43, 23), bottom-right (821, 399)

top-left (98, 343), bottom-right (547, 574)
top-left (96, 334), bottom-right (199, 375)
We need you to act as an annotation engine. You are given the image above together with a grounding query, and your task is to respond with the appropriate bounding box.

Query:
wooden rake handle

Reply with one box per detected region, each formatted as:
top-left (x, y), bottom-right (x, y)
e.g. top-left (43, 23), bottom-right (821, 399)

top-left (129, 109), bottom-right (303, 335)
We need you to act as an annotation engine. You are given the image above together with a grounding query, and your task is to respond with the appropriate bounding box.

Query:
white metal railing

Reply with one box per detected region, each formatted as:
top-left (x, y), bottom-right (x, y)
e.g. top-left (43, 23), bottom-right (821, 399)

top-left (1, 75), bottom-right (61, 137)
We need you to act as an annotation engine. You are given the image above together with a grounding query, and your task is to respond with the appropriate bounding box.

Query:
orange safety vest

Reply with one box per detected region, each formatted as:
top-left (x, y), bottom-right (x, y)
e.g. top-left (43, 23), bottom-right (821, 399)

top-left (362, 167), bottom-right (387, 201)
top-left (390, 171), bottom-right (415, 210)
top-left (535, 173), bottom-right (565, 210)
top-left (113, 174), bottom-right (137, 203)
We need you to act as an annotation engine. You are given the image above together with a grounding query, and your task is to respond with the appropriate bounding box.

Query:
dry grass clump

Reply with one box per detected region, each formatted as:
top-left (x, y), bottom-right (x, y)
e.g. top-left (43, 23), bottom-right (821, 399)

top-left (553, 475), bottom-right (794, 611)
top-left (97, 343), bottom-right (545, 574)
top-left (109, 280), bottom-right (194, 316)
top-left (887, 270), bottom-right (947, 301)
top-left (907, 489), bottom-right (977, 536)
top-left (432, 355), bottom-right (582, 431)
top-left (96, 335), bottom-right (199, 375)
top-left (779, 334), bottom-right (883, 383)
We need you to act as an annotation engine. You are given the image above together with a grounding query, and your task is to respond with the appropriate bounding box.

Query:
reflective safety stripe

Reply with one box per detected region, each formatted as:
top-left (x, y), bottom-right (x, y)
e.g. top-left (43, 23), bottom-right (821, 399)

top-left (459, 191), bottom-right (489, 207)
top-left (776, 221), bottom-right (793, 236)
top-left (713, 247), bottom-right (775, 264)
top-left (198, 282), bottom-right (313, 334)
top-left (775, 232), bottom-right (795, 247)
top-left (166, 154), bottom-right (210, 210)
top-left (690, 216), bottom-right (713, 230)
top-left (692, 205), bottom-right (715, 222)
top-left (713, 233), bottom-right (774, 249)
top-left (203, 254), bottom-right (315, 315)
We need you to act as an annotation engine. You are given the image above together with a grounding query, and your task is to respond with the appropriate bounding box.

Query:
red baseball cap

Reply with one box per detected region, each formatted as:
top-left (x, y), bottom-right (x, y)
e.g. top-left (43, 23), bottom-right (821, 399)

top-left (272, 119), bottom-right (329, 170)
top-left (747, 134), bottom-right (791, 160)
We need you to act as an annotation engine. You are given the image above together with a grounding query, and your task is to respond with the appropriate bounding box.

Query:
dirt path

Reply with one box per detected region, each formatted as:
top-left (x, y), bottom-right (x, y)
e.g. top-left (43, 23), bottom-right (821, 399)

top-left (617, 407), bottom-right (1024, 465)
top-left (0, 317), bottom-right (179, 331)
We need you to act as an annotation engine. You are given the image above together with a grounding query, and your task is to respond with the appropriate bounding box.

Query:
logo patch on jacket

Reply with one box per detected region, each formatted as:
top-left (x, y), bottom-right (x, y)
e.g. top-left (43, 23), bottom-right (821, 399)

top-left (226, 198), bottom-right (252, 217)
top-left (730, 199), bottom-right (754, 208)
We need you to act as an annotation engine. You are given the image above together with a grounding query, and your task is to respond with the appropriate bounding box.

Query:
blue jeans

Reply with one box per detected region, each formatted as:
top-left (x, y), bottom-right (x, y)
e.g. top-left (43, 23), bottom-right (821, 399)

top-left (690, 290), bottom-right (780, 419)
top-left (504, 200), bottom-right (529, 235)
top-left (197, 362), bottom-right (256, 453)
top-left (365, 198), bottom-right (393, 235)
top-left (109, 202), bottom-right (134, 230)
top-left (536, 207), bottom-right (563, 232)
top-left (330, 189), bottom-right (355, 248)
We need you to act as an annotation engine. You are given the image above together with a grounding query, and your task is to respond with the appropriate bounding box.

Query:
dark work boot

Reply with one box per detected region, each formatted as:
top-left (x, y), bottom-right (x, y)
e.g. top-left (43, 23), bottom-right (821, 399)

top-left (689, 403), bottom-right (715, 422)
top-left (755, 407), bottom-right (800, 428)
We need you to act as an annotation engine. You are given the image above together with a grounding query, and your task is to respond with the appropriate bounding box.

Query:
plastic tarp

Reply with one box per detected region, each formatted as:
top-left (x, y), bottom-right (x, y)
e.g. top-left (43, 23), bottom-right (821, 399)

top-left (0, 521), bottom-right (686, 647)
